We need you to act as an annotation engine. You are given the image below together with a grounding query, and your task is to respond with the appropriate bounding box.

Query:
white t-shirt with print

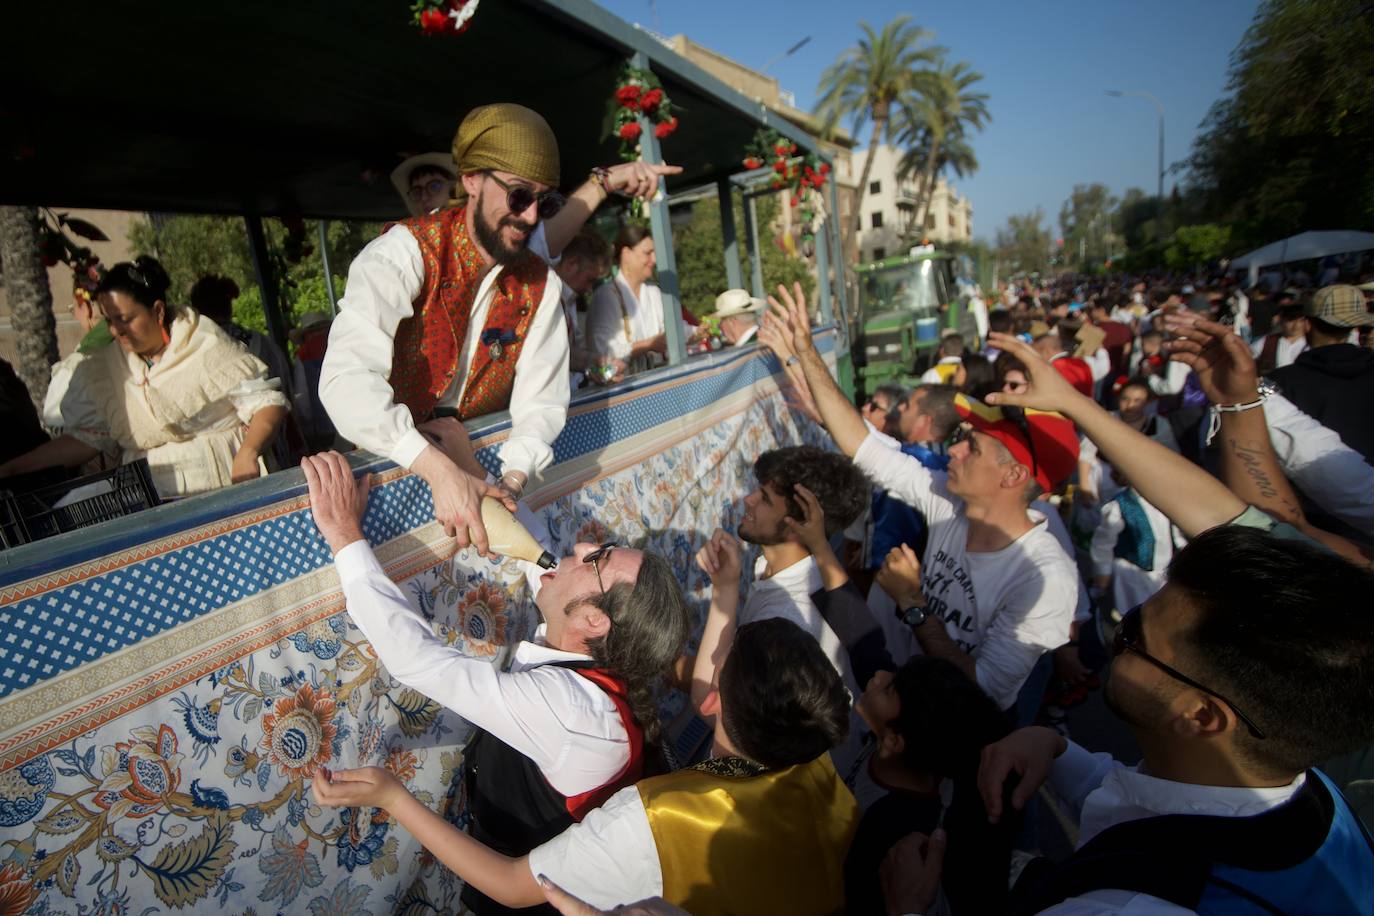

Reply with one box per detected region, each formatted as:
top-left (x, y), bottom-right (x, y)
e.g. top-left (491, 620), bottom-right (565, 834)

top-left (853, 433), bottom-right (1078, 709)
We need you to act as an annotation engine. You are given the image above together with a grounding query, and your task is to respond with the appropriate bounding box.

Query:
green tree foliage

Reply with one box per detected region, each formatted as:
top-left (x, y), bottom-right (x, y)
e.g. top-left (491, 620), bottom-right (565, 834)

top-left (128, 215), bottom-right (379, 339)
top-left (995, 210), bottom-right (1052, 276)
top-left (895, 61), bottom-right (989, 229)
top-left (1184, 0), bottom-right (1374, 247)
top-left (1058, 183), bottom-right (1119, 271)
top-left (673, 194), bottom-right (815, 318)
top-left (813, 16), bottom-right (945, 221)
top-left (1165, 223), bottom-right (1233, 272)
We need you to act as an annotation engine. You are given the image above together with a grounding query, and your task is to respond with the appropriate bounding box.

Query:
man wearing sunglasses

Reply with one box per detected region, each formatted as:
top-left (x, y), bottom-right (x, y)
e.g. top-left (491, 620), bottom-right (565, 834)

top-left (321, 103), bottom-right (679, 560)
top-left (976, 525), bottom-right (1374, 915)
top-left (767, 284), bottom-right (1082, 714)
top-left (303, 450), bottom-right (693, 916)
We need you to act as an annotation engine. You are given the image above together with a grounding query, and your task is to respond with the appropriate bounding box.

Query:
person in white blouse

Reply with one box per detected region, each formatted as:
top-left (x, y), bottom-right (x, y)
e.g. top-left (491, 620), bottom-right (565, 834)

top-left (1, 257), bottom-right (288, 498)
top-left (302, 450), bottom-right (692, 916)
top-left (587, 225), bottom-right (674, 378)
top-left (318, 103), bottom-right (678, 557)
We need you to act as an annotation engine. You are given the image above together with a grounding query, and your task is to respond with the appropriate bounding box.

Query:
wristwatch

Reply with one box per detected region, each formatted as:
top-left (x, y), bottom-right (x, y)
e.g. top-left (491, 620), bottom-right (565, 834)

top-left (898, 603), bottom-right (929, 628)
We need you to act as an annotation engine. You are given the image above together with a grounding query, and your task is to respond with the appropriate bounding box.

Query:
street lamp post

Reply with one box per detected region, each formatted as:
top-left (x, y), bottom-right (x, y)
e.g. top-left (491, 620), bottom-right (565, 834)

top-left (1106, 89), bottom-right (1165, 202)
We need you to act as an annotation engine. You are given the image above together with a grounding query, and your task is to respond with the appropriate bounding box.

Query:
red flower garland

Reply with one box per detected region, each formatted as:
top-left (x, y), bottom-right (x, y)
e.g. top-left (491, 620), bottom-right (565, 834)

top-left (607, 62), bottom-right (678, 161)
top-left (411, 0), bottom-right (478, 36)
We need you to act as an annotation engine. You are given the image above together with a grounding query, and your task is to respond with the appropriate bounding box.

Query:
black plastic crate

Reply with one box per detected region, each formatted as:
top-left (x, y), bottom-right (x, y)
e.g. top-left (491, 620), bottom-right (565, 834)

top-left (0, 459), bottom-right (160, 549)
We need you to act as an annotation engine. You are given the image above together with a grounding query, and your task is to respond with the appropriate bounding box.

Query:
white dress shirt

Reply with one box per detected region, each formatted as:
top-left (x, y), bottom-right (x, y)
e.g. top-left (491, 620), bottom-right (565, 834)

top-left (526, 784), bottom-right (662, 908)
top-left (1249, 334), bottom-right (1308, 370)
top-left (1260, 390), bottom-right (1374, 533)
top-left (587, 275), bottom-right (666, 363)
top-left (1040, 742), bottom-right (1305, 914)
top-left (333, 541), bottom-right (629, 796)
top-left (319, 222), bottom-right (570, 479)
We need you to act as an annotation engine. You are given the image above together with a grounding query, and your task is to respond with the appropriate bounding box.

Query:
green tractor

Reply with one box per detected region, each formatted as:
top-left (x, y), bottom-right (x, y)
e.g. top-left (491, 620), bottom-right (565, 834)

top-left (851, 247), bottom-right (978, 398)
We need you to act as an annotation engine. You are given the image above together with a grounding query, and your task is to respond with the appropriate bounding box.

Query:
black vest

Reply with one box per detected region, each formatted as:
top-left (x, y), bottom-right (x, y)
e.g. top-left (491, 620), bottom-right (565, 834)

top-left (460, 661), bottom-right (638, 916)
top-left (1009, 770), bottom-right (1374, 915)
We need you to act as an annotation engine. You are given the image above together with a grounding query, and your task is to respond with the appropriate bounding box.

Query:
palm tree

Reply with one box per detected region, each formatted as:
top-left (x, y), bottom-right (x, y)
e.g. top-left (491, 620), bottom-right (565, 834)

top-left (813, 16), bottom-right (945, 226)
top-left (0, 206), bottom-right (58, 410)
top-left (894, 61), bottom-right (989, 232)
top-left (898, 132), bottom-right (979, 239)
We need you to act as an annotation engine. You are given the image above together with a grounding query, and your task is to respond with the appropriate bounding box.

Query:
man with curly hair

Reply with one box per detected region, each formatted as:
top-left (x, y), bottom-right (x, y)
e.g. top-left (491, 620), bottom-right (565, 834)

top-left (731, 446), bottom-right (869, 686)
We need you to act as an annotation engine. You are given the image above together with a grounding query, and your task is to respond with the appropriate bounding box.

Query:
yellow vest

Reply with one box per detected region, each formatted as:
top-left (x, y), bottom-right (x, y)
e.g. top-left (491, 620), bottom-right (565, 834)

top-left (639, 754), bottom-right (858, 916)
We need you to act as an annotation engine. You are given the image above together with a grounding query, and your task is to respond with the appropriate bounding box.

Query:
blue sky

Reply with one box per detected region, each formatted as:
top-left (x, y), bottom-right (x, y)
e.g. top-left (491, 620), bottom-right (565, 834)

top-left (594, 0), bottom-right (1260, 239)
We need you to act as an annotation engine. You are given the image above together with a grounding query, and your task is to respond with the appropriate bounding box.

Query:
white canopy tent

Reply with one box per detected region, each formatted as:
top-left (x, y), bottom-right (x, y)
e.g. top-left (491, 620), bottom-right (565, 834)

top-left (1231, 230), bottom-right (1374, 286)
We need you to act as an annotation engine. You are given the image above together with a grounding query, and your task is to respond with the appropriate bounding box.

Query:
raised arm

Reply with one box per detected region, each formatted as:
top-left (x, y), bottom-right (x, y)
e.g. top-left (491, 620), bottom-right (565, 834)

top-left (1164, 313), bottom-right (1371, 567)
top-left (764, 283), bottom-right (869, 457)
top-left (541, 162), bottom-right (683, 257)
top-left (985, 332), bottom-right (1244, 539)
top-left (688, 528), bottom-right (743, 716)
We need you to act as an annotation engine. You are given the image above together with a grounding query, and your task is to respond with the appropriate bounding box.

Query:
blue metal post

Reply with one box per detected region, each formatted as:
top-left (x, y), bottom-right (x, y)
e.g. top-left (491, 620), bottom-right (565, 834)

top-left (633, 52), bottom-right (687, 365)
top-left (742, 194), bottom-right (765, 300)
top-left (827, 176), bottom-right (851, 328)
top-left (815, 214), bottom-right (833, 325)
top-left (718, 179), bottom-right (743, 291)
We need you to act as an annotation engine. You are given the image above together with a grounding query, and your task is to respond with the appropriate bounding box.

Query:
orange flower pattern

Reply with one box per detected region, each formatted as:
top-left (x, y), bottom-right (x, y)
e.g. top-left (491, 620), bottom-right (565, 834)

top-left (259, 684), bottom-right (338, 780)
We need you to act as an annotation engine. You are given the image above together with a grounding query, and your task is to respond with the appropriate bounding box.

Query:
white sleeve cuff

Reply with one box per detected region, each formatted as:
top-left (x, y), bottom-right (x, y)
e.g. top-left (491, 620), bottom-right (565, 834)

top-left (391, 428), bottom-right (432, 470)
top-left (333, 539), bottom-right (382, 586)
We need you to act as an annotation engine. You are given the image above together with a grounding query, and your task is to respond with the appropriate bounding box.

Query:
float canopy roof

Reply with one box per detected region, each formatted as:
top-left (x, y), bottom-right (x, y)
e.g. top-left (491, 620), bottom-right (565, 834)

top-left (0, 0), bottom-right (820, 219)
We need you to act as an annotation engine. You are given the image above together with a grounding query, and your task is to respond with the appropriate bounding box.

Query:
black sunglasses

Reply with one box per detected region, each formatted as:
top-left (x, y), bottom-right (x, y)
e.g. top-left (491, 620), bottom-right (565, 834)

top-left (486, 171), bottom-right (565, 220)
top-left (1113, 604), bottom-right (1266, 740)
top-left (583, 541), bottom-right (618, 596)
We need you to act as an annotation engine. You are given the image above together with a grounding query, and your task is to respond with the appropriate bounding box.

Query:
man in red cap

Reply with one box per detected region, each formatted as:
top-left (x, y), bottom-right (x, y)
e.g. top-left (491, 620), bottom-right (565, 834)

top-left (767, 284), bottom-right (1081, 712)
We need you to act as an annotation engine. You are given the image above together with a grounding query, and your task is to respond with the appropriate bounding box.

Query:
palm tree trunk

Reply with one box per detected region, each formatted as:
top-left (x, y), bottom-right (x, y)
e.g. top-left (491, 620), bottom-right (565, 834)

top-left (0, 206), bottom-right (58, 411)
top-left (915, 135), bottom-right (942, 234)
top-left (854, 115), bottom-right (886, 232)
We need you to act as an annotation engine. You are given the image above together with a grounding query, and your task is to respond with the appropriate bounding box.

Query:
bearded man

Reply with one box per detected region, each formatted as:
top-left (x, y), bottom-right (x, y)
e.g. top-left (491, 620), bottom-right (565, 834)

top-left (321, 103), bottom-right (676, 553)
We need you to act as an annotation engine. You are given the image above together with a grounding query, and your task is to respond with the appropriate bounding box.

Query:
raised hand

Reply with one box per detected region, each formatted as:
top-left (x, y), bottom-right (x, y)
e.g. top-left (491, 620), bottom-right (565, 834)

top-left (984, 332), bottom-right (1089, 414)
top-left (782, 484), bottom-right (830, 555)
top-left (977, 726), bottom-right (1066, 824)
top-left (604, 162), bottom-right (684, 201)
top-left (1163, 312), bottom-right (1261, 406)
top-left (695, 527), bottom-right (743, 590)
top-left (875, 544), bottom-right (924, 609)
top-left (767, 282), bottom-right (818, 359)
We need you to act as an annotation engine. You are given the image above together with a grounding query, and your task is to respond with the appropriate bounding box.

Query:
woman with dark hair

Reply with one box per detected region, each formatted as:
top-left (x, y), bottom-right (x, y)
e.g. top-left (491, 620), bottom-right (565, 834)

top-left (953, 353), bottom-right (997, 399)
top-left (0, 256), bottom-right (289, 497)
top-left (586, 225), bottom-right (674, 379)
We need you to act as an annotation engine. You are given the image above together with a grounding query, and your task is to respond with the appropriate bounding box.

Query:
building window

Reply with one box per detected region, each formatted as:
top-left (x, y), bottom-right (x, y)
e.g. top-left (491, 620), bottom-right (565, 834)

top-left (926, 214), bottom-right (936, 229)
top-left (869, 181), bottom-right (881, 194)
top-left (948, 213), bottom-right (956, 228)
top-left (871, 211), bottom-right (883, 229)
top-left (872, 247), bottom-right (886, 261)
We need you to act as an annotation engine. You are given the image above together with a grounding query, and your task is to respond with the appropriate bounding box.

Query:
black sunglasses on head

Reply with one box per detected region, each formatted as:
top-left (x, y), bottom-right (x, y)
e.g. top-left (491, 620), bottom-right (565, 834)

top-left (486, 171), bottom-right (565, 220)
top-left (1113, 604), bottom-right (1266, 740)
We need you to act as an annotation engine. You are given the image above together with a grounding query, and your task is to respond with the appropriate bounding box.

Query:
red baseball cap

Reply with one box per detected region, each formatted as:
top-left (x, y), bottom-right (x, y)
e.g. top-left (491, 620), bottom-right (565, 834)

top-left (953, 394), bottom-right (1080, 493)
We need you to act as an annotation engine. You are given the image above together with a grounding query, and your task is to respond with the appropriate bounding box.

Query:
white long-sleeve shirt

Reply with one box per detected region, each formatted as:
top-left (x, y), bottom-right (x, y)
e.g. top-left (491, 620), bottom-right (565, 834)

top-left (1261, 390), bottom-right (1374, 534)
top-left (319, 223), bottom-right (569, 479)
top-left (333, 541), bottom-right (628, 796)
top-left (1039, 742), bottom-right (1304, 914)
top-left (852, 433), bottom-right (1078, 709)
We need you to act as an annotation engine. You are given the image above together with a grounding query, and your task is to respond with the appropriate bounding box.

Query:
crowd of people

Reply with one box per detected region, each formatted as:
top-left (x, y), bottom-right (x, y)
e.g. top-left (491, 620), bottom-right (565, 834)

top-left (5, 100), bottom-right (1374, 914)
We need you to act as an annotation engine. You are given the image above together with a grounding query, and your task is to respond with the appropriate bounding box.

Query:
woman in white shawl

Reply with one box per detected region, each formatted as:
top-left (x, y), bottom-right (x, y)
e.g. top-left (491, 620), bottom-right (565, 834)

top-left (0, 257), bottom-right (288, 498)
top-left (586, 225), bottom-right (671, 379)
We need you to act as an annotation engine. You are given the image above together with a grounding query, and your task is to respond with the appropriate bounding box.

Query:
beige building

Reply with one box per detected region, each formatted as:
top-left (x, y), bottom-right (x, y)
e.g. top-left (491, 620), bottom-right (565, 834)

top-left (661, 34), bottom-right (861, 266)
top-left (852, 144), bottom-right (973, 262)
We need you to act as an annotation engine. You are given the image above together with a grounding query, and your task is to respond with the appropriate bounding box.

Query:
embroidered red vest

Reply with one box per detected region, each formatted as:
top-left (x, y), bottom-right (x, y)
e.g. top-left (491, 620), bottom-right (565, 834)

top-left (387, 206), bottom-right (549, 422)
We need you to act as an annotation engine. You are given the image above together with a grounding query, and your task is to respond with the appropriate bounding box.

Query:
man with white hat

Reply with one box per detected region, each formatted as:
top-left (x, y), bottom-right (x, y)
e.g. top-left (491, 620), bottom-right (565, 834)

top-left (710, 289), bottom-right (767, 346)
top-left (320, 103), bottom-right (679, 555)
top-left (391, 152), bottom-right (457, 217)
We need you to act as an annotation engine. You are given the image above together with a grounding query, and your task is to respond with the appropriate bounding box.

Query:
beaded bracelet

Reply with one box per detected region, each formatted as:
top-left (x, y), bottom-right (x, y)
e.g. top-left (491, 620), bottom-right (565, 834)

top-left (590, 166), bottom-right (613, 196)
